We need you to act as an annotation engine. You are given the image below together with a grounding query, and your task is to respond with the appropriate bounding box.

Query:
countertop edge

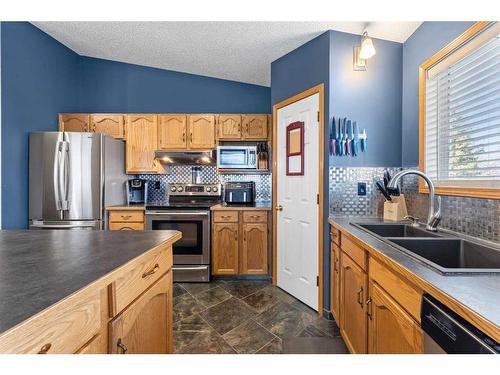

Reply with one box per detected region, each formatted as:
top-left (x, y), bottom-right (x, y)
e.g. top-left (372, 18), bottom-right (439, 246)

top-left (210, 203), bottom-right (272, 211)
top-left (0, 231), bottom-right (181, 338)
top-left (106, 205), bottom-right (145, 211)
top-left (328, 216), bottom-right (500, 342)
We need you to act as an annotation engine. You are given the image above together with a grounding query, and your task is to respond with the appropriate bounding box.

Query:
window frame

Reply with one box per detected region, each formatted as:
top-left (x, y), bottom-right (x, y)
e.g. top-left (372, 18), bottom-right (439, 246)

top-left (419, 21), bottom-right (500, 199)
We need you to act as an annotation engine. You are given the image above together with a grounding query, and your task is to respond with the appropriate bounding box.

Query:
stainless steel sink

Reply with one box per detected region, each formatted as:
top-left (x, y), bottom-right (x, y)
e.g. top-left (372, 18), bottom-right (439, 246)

top-left (357, 224), bottom-right (441, 238)
top-left (351, 222), bottom-right (500, 274)
top-left (389, 238), bottom-right (500, 274)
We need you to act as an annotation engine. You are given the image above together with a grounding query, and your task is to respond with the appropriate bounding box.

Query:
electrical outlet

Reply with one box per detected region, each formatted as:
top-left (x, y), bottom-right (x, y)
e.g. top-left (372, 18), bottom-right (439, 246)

top-left (357, 182), bottom-right (367, 196)
top-left (154, 181), bottom-right (161, 189)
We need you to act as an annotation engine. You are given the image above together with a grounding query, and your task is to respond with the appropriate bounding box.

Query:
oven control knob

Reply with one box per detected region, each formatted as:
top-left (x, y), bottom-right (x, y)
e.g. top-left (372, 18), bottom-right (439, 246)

top-left (212, 186), bottom-right (218, 192)
top-left (170, 186), bottom-right (177, 192)
top-left (177, 186), bottom-right (184, 192)
top-left (206, 187), bottom-right (212, 192)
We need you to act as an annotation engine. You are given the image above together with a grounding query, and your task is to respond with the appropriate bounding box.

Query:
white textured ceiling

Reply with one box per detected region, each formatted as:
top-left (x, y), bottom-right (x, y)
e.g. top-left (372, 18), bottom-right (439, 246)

top-left (32, 22), bottom-right (421, 86)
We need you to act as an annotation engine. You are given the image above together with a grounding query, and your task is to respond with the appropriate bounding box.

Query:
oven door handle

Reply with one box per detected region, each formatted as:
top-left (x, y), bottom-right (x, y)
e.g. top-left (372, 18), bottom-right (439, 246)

top-left (145, 211), bottom-right (209, 216)
top-left (172, 266), bottom-right (209, 271)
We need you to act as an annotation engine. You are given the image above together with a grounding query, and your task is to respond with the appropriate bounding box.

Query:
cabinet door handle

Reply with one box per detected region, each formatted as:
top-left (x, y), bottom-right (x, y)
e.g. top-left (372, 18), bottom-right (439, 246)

top-left (38, 343), bottom-right (52, 354)
top-left (119, 227), bottom-right (134, 231)
top-left (121, 215), bottom-right (132, 220)
top-left (142, 263), bottom-right (160, 278)
top-left (366, 297), bottom-right (373, 320)
top-left (357, 287), bottom-right (364, 306)
top-left (334, 257), bottom-right (339, 272)
top-left (117, 339), bottom-right (128, 354)
top-left (244, 231), bottom-right (247, 241)
top-left (190, 133), bottom-right (193, 143)
top-left (182, 133), bottom-right (186, 142)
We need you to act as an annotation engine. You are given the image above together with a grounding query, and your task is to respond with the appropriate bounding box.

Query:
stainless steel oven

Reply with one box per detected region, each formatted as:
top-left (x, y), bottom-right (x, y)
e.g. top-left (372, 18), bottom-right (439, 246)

top-left (145, 209), bottom-right (211, 282)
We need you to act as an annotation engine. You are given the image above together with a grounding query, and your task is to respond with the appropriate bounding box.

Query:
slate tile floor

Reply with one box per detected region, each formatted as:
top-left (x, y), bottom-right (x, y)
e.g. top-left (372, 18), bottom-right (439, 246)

top-left (173, 279), bottom-right (348, 354)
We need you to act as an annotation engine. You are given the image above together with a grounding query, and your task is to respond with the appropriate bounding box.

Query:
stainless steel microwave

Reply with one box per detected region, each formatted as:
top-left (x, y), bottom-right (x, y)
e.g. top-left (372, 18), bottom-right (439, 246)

top-left (217, 145), bottom-right (257, 169)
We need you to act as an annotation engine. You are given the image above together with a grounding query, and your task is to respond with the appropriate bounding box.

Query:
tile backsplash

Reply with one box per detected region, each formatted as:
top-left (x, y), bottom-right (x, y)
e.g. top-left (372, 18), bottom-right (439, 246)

top-left (329, 166), bottom-right (500, 243)
top-left (138, 166), bottom-right (271, 202)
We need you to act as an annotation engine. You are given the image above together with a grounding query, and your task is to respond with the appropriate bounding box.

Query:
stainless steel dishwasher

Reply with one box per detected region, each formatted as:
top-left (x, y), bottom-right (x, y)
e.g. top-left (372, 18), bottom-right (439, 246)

top-left (422, 294), bottom-right (500, 354)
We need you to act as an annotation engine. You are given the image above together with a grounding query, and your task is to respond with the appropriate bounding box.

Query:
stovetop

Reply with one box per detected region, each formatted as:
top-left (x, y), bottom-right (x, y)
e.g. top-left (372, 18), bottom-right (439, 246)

top-left (146, 183), bottom-right (222, 210)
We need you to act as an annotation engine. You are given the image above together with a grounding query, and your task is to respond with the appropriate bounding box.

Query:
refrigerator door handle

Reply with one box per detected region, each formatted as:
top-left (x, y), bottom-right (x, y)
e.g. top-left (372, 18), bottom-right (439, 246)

top-left (53, 141), bottom-right (63, 211)
top-left (61, 140), bottom-right (70, 210)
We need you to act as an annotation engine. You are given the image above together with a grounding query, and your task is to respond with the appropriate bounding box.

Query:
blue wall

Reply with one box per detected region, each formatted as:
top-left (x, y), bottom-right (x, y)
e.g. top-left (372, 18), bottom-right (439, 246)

top-left (402, 21), bottom-right (474, 166)
top-left (1, 22), bottom-right (271, 229)
top-left (1, 22), bottom-right (80, 229)
top-left (329, 30), bottom-right (403, 167)
top-left (271, 30), bottom-right (403, 313)
top-left (271, 32), bottom-right (332, 314)
top-left (78, 56), bottom-right (271, 113)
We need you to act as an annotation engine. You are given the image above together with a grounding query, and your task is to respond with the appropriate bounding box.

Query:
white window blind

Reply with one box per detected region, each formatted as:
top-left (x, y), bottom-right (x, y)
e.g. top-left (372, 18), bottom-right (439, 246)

top-left (425, 23), bottom-right (500, 189)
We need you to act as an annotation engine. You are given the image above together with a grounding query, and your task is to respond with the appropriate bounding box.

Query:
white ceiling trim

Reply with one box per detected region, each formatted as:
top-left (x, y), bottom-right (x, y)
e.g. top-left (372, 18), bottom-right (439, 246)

top-left (32, 22), bottom-right (422, 86)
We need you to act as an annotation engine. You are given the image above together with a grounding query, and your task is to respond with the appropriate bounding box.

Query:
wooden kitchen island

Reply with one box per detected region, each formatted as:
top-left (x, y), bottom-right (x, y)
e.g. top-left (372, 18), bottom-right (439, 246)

top-left (0, 230), bottom-right (181, 354)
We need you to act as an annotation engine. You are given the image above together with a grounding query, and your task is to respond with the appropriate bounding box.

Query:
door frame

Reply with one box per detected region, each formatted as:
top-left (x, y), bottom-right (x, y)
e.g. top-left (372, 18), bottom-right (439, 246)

top-left (272, 83), bottom-right (325, 315)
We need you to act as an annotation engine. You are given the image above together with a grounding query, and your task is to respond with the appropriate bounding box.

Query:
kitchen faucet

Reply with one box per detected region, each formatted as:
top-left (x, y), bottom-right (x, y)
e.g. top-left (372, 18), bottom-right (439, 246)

top-left (387, 170), bottom-right (442, 231)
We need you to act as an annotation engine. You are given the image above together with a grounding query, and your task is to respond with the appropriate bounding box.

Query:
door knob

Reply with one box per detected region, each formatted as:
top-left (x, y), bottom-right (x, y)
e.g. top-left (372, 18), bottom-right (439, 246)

top-left (275, 205), bottom-right (283, 211)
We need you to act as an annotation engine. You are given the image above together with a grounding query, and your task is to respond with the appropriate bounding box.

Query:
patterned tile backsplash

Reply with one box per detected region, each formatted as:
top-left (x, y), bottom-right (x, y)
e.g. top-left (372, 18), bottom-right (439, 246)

top-left (329, 167), bottom-right (500, 244)
top-left (138, 166), bottom-right (271, 202)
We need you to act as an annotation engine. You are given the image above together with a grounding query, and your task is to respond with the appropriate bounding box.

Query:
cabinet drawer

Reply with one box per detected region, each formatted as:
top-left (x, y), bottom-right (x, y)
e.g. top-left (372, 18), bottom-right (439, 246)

top-left (110, 246), bottom-right (173, 315)
top-left (369, 257), bottom-right (422, 322)
top-left (330, 227), bottom-right (341, 246)
top-left (109, 222), bottom-right (144, 231)
top-left (213, 211), bottom-right (239, 223)
top-left (0, 288), bottom-right (101, 354)
top-left (341, 236), bottom-right (367, 271)
top-left (109, 211), bottom-right (144, 223)
top-left (242, 211), bottom-right (267, 223)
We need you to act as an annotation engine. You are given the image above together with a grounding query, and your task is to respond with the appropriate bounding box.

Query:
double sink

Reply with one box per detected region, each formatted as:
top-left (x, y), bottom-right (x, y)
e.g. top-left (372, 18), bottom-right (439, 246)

top-left (352, 223), bottom-right (500, 275)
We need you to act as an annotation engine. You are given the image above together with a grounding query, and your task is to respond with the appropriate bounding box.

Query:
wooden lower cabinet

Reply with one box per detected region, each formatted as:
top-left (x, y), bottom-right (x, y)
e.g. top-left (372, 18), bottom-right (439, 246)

top-left (109, 271), bottom-right (173, 354)
top-left (211, 209), bottom-right (269, 276)
top-left (368, 281), bottom-right (423, 354)
top-left (330, 242), bottom-right (341, 322)
top-left (212, 223), bottom-right (239, 275)
top-left (241, 223), bottom-right (268, 274)
top-left (340, 252), bottom-right (368, 354)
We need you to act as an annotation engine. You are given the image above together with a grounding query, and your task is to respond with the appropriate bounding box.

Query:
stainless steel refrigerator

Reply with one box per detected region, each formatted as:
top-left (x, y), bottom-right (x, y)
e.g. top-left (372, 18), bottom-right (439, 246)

top-left (29, 132), bottom-right (127, 230)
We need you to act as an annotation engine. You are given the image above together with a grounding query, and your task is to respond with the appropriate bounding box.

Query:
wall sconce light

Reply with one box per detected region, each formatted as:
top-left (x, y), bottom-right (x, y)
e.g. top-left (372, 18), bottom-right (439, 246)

top-left (353, 31), bottom-right (376, 71)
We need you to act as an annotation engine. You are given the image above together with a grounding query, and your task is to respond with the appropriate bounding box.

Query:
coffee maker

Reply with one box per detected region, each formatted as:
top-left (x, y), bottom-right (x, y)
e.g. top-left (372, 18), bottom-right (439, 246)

top-left (126, 179), bottom-right (148, 205)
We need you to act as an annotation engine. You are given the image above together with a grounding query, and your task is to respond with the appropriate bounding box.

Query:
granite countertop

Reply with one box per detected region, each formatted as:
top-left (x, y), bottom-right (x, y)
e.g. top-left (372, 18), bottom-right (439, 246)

top-left (105, 204), bottom-right (146, 211)
top-left (329, 216), bottom-right (500, 338)
top-left (0, 230), bottom-right (181, 335)
top-left (211, 202), bottom-right (272, 210)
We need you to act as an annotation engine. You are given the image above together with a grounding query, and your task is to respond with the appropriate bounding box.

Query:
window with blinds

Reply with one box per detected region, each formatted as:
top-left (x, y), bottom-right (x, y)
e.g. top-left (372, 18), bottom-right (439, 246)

top-left (423, 22), bottom-right (500, 190)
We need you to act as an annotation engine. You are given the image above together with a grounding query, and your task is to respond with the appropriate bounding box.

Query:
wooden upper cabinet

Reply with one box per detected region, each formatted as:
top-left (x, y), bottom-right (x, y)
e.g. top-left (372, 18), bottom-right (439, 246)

top-left (242, 114), bottom-right (268, 140)
top-left (188, 115), bottom-right (215, 149)
top-left (59, 114), bottom-right (89, 132)
top-left (212, 223), bottom-right (239, 275)
top-left (125, 114), bottom-right (159, 174)
top-left (217, 115), bottom-right (242, 140)
top-left (368, 281), bottom-right (423, 354)
top-left (90, 114), bottom-right (124, 139)
top-left (240, 223), bottom-right (268, 275)
top-left (330, 243), bottom-right (341, 323)
top-left (340, 252), bottom-right (368, 354)
top-left (158, 114), bottom-right (187, 150)
top-left (109, 271), bottom-right (173, 354)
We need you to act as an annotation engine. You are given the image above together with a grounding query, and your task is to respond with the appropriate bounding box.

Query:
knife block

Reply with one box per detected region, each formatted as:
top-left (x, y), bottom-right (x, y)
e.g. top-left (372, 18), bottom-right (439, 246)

top-left (383, 194), bottom-right (408, 221)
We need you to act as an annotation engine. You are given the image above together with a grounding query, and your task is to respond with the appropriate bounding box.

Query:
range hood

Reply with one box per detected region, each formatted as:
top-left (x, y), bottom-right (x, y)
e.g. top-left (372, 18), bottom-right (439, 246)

top-left (155, 150), bottom-right (216, 165)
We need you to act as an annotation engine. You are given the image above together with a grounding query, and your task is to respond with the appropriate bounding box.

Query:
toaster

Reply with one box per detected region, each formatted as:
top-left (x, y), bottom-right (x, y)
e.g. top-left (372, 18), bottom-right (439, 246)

top-left (224, 182), bottom-right (255, 204)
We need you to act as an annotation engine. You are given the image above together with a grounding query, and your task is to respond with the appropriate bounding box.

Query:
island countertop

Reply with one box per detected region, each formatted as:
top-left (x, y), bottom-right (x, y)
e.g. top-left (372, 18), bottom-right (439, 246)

top-left (329, 216), bottom-right (500, 342)
top-left (0, 230), bottom-right (181, 335)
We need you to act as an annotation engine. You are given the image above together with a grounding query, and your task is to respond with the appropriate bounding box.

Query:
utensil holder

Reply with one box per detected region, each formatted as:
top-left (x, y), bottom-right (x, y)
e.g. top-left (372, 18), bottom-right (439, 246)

top-left (383, 194), bottom-right (408, 221)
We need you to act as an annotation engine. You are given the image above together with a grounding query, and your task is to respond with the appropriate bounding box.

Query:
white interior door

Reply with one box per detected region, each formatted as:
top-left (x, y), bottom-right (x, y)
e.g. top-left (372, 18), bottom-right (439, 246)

top-left (276, 93), bottom-right (319, 310)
